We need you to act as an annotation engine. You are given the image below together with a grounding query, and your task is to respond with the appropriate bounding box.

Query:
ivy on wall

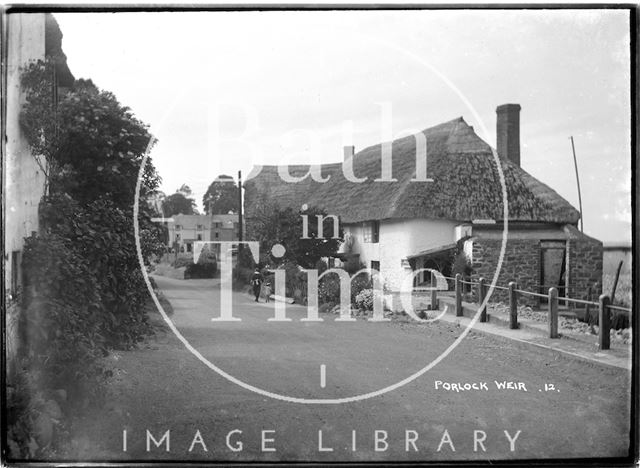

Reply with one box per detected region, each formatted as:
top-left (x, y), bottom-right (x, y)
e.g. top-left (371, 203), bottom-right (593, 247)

top-left (8, 58), bottom-right (166, 458)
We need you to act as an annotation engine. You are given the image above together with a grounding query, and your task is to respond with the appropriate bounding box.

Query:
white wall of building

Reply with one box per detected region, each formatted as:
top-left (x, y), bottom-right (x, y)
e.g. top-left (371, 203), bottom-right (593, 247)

top-left (4, 13), bottom-right (47, 297)
top-left (167, 214), bottom-right (213, 250)
top-left (344, 218), bottom-right (458, 291)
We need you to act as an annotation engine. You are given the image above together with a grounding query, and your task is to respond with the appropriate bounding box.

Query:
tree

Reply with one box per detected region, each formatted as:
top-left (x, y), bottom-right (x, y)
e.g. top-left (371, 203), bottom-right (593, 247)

top-left (21, 73), bottom-right (160, 209)
top-left (14, 55), bottom-right (171, 461)
top-left (162, 192), bottom-right (197, 217)
top-left (247, 201), bottom-right (343, 268)
top-left (203, 174), bottom-right (239, 215)
top-left (17, 58), bottom-right (167, 390)
top-left (177, 184), bottom-right (193, 197)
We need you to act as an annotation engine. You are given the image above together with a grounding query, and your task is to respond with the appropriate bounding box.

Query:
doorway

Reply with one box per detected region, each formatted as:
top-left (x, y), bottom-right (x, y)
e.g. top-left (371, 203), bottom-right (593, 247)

top-left (539, 240), bottom-right (566, 303)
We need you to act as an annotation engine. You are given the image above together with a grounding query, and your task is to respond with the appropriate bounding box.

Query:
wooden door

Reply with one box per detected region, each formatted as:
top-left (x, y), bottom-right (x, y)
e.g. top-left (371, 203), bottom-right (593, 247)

top-left (540, 240), bottom-right (566, 302)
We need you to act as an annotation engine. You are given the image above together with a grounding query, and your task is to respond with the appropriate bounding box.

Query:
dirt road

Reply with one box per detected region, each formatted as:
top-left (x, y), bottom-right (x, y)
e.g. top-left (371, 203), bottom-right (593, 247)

top-left (62, 275), bottom-right (631, 462)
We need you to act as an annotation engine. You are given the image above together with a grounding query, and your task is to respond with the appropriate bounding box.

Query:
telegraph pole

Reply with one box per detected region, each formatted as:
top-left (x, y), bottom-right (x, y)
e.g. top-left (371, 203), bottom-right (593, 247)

top-left (570, 136), bottom-right (584, 233)
top-left (237, 170), bottom-right (243, 253)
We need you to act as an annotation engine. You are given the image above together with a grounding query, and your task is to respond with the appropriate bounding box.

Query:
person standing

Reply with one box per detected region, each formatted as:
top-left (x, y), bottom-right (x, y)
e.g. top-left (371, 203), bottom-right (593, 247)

top-left (251, 268), bottom-right (263, 302)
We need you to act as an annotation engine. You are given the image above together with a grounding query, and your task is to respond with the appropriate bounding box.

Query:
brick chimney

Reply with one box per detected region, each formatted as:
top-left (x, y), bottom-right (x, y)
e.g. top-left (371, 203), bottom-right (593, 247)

top-left (496, 104), bottom-right (521, 166)
top-left (343, 145), bottom-right (355, 161)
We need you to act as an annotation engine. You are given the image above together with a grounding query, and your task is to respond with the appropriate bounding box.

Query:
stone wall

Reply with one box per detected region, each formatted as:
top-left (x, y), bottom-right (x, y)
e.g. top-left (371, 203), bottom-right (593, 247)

top-left (470, 237), bottom-right (540, 306)
top-left (470, 226), bottom-right (603, 309)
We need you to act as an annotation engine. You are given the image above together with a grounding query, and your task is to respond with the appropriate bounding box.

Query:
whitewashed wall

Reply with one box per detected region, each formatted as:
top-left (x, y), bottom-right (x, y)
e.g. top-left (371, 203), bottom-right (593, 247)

top-left (5, 14), bottom-right (47, 296)
top-left (343, 218), bottom-right (457, 291)
top-left (5, 14), bottom-right (47, 376)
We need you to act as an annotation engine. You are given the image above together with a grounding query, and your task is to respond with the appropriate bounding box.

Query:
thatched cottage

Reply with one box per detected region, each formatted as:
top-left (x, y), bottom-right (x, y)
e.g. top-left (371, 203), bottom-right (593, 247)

top-left (244, 104), bottom-right (602, 306)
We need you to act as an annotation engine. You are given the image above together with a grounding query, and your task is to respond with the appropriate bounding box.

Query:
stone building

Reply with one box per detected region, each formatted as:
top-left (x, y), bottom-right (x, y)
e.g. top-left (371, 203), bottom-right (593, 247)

top-left (244, 103), bottom-right (603, 308)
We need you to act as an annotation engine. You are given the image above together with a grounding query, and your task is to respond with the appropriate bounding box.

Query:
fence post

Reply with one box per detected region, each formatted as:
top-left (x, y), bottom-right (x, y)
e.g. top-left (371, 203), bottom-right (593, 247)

top-left (478, 278), bottom-right (487, 322)
top-left (599, 294), bottom-right (610, 350)
top-left (430, 271), bottom-right (438, 310)
top-left (455, 273), bottom-right (463, 317)
top-left (508, 281), bottom-right (518, 329)
top-left (548, 287), bottom-right (558, 338)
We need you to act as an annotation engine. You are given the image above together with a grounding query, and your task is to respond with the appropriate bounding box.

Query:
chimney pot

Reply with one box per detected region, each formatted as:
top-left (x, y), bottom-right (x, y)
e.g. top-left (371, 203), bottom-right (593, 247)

top-left (496, 103), bottom-right (521, 166)
top-left (343, 145), bottom-right (355, 161)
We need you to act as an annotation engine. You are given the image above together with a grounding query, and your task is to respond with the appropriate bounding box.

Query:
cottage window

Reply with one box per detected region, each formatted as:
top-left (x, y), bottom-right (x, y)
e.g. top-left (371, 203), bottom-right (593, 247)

top-left (363, 221), bottom-right (380, 243)
top-left (371, 260), bottom-right (380, 271)
top-left (197, 234), bottom-right (202, 241)
top-left (197, 224), bottom-right (203, 230)
top-left (215, 232), bottom-right (219, 239)
top-left (214, 222), bottom-right (222, 228)
top-left (175, 224), bottom-right (182, 230)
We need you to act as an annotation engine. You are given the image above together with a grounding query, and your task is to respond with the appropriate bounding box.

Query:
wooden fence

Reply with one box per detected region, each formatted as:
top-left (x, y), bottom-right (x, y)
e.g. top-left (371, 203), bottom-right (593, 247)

top-left (430, 273), bottom-right (632, 351)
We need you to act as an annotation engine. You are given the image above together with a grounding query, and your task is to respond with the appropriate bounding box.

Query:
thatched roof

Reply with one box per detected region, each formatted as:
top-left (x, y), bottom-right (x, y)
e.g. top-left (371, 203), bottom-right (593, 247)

top-left (244, 117), bottom-right (580, 225)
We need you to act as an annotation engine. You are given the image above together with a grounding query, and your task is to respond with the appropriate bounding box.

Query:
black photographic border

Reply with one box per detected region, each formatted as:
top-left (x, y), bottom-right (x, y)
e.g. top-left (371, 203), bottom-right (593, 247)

top-left (1, 3), bottom-right (637, 467)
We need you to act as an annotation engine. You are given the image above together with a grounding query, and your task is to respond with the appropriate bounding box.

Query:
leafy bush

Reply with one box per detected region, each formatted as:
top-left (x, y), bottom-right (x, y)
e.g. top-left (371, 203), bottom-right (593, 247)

top-left (355, 289), bottom-right (374, 311)
top-left (317, 268), bottom-right (372, 306)
top-left (315, 259), bottom-right (328, 274)
top-left (172, 256), bottom-right (192, 268)
top-left (247, 200), bottom-right (343, 268)
top-left (283, 262), bottom-right (306, 302)
top-left (233, 266), bottom-right (256, 289)
top-left (318, 302), bottom-right (336, 314)
top-left (37, 195), bottom-right (153, 349)
top-left (318, 274), bottom-right (341, 305)
top-left (185, 262), bottom-right (218, 279)
top-left (9, 59), bottom-right (165, 457)
top-left (343, 256), bottom-right (365, 275)
top-left (350, 272), bottom-right (373, 304)
top-left (21, 234), bottom-right (106, 393)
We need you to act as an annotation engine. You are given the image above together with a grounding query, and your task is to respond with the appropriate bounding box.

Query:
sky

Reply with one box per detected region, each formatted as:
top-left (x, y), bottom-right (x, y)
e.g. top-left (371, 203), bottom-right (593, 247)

top-left (54, 9), bottom-right (631, 244)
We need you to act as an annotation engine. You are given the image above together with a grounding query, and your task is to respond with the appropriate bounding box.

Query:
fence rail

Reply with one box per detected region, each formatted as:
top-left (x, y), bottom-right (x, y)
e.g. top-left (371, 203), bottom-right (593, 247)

top-left (429, 272), bottom-right (632, 352)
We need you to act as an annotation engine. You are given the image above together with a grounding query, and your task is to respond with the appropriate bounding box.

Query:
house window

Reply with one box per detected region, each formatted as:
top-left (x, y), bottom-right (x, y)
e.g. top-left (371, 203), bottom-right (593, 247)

top-left (215, 232), bottom-right (219, 239)
top-left (371, 260), bottom-right (380, 271)
top-left (197, 234), bottom-right (202, 241)
top-left (214, 222), bottom-right (222, 228)
top-left (197, 224), bottom-right (203, 230)
top-left (363, 221), bottom-right (379, 243)
top-left (175, 224), bottom-right (182, 230)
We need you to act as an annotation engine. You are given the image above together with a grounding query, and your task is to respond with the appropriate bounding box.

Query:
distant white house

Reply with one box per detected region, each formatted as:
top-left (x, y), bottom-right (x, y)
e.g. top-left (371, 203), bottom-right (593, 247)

top-left (166, 213), bottom-right (241, 253)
